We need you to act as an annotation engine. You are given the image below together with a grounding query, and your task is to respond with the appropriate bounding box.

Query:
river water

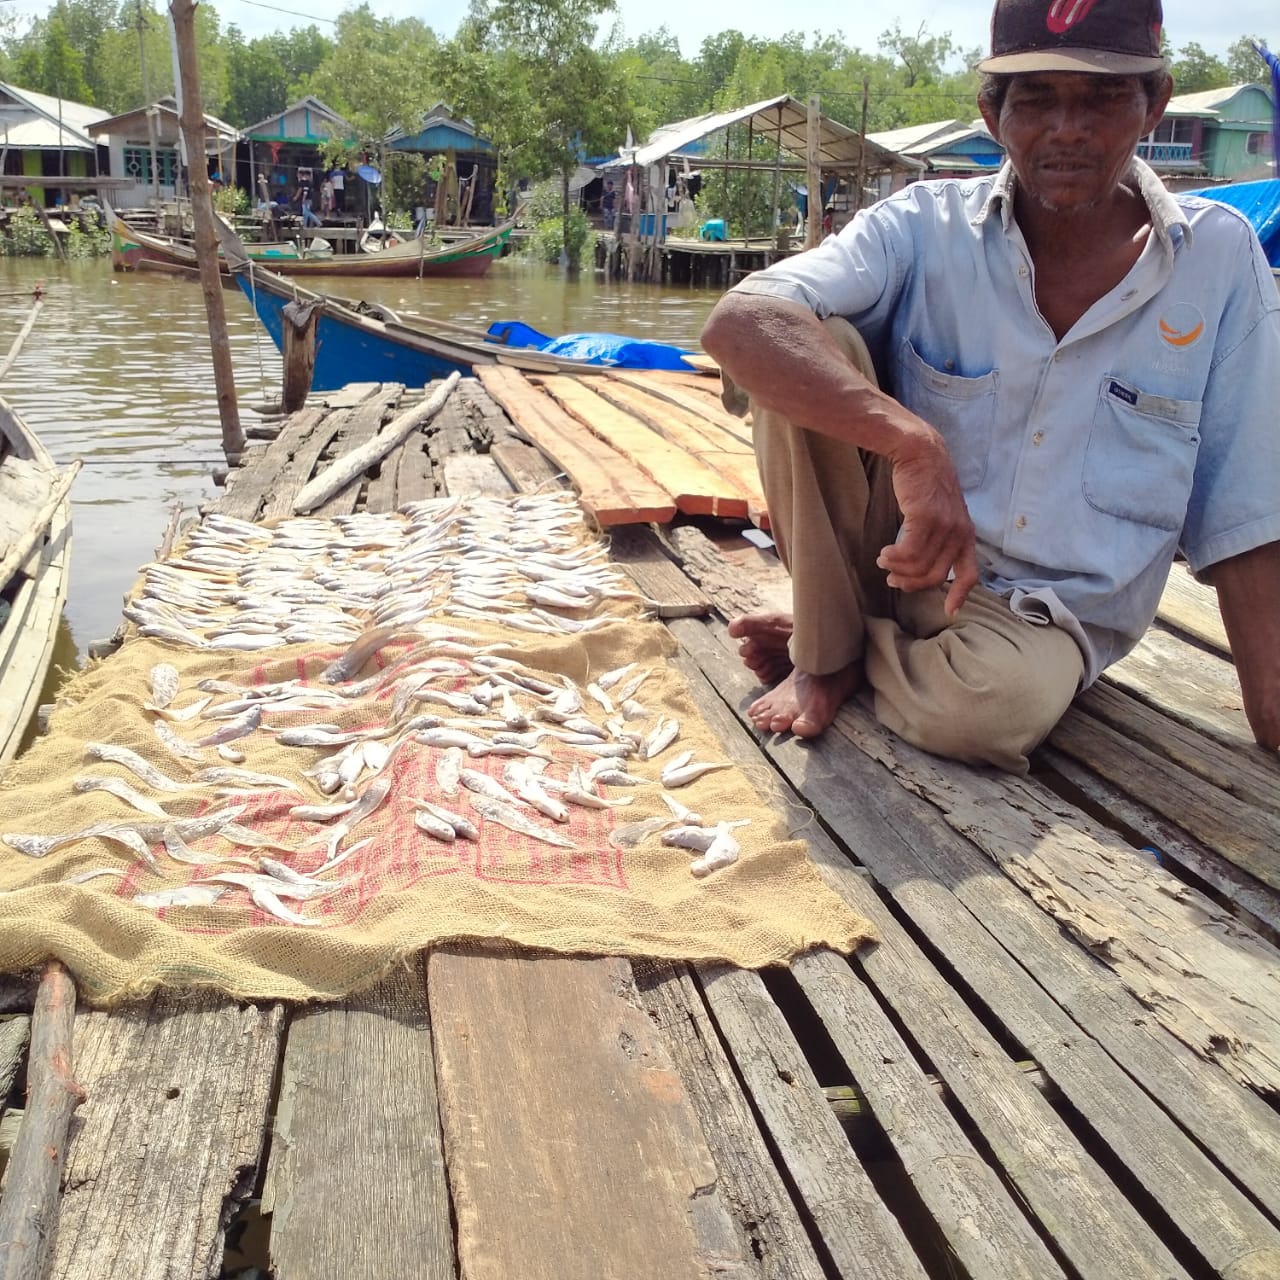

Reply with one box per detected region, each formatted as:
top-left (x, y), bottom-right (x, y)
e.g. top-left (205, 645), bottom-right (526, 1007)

top-left (0, 255), bottom-right (724, 684)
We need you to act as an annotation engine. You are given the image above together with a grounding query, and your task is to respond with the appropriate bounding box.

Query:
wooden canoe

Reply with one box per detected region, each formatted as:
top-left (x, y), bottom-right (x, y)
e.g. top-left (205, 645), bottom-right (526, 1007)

top-left (0, 397), bottom-right (74, 766)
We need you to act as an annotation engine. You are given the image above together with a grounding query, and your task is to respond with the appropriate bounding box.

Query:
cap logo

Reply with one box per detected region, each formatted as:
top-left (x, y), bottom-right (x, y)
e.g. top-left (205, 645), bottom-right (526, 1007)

top-left (1047, 0), bottom-right (1101, 34)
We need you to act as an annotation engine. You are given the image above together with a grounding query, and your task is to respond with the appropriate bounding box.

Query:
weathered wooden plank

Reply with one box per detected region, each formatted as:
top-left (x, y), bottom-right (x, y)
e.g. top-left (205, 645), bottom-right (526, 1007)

top-left (262, 965), bottom-right (453, 1280)
top-left (476, 366), bottom-right (677, 525)
top-left (1108, 627), bottom-right (1254, 750)
top-left (1158, 563), bottom-right (1229, 655)
top-left (1048, 708), bottom-right (1280, 893)
top-left (428, 951), bottom-right (754, 1280)
top-left (537, 374), bottom-right (749, 519)
top-left (633, 962), bottom-right (829, 1280)
top-left (50, 994), bottom-right (282, 1280)
top-left (489, 439), bottom-right (561, 496)
top-left (306, 386), bottom-right (404, 518)
top-left (211, 405), bottom-right (329, 521)
top-left (441, 452), bottom-right (514, 499)
top-left (391, 421), bottom-right (437, 507)
top-left (603, 370), bottom-right (754, 446)
top-left (662, 597), bottom-right (1280, 1254)
top-left (321, 381), bottom-right (382, 410)
top-left (665, 525), bottom-right (780, 620)
top-left (606, 524), bottom-right (711, 618)
top-left (692, 966), bottom-right (930, 1280)
top-left (1040, 744), bottom-right (1280, 936)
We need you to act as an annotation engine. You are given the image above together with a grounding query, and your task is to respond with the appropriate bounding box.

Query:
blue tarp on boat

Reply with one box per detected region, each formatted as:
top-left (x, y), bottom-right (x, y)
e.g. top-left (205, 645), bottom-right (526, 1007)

top-left (486, 321), bottom-right (698, 371)
top-left (1190, 179), bottom-right (1280, 269)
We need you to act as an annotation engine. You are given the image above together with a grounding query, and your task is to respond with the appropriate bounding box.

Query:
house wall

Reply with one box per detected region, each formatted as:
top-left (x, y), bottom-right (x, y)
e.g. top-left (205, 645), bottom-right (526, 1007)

top-left (1203, 86), bottom-right (1274, 180)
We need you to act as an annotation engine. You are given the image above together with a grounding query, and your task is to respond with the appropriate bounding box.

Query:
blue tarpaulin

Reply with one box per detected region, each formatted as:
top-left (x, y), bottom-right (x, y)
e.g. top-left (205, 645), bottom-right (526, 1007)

top-left (1191, 179), bottom-right (1280, 268)
top-left (487, 321), bottom-right (698, 371)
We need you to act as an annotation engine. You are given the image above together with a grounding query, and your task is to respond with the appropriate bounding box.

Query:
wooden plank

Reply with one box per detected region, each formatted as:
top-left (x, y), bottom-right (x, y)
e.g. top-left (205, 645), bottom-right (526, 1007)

top-left (307, 385), bottom-right (403, 519)
top-left (391, 426), bottom-right (437, 505)
top-left (595, 376), bottom-right (755, 452)
top-left (588, 379), bottom-right (767, 526)
top-left (604, 370), bottom-right (753, 445)
top-left (689, 965), bottom-right (928, 1280)
top-left (440, 452), bottom-right (514, 498)
top-left (428, 951), bottom-right (753, 1280)
top-left (634, 963), bottom-right (829, 1280)
top-left (536, 374), bottom-right (749, 519)
top-left (1158, 562), bottom-right (1229, 655)
top-left (322, 381), bottom-right (382, 410)
top-left (489, 439), bottom-right (562, 495)
top-left (212, 404), bottom-right (331, 521)
top-left (50, 994), bottom-right (282, 1280)
top-left (659, 571), bottom-right (1280, 1249)
top-left (1048, 706), bottom-right (1280, 892)
top-left (1108, 627), bottom-right (1254, 750)
top-left (606, 524), bottom-right (710, 618)
top-left (476, 366), bottom-right (676, 526)
top-left (263, 965), bottom-right (453, 1280)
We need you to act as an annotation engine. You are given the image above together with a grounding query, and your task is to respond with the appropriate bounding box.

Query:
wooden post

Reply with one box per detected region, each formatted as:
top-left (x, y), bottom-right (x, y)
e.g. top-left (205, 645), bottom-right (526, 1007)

top-left (168, 0), bottom-right (244, 463)
top-left (769, 104), bottom-right (785, 255)
top-left (280, 298), bottom-right (322, 414)
top-left (805, 94), bottom-right (823, 250)
top-left (855, 75), bottom-right (870, 214)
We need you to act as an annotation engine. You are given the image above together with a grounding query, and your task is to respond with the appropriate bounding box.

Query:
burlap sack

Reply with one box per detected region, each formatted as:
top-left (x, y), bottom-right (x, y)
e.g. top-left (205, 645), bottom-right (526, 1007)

top-left (0, 611), bottom-right (874, 1005)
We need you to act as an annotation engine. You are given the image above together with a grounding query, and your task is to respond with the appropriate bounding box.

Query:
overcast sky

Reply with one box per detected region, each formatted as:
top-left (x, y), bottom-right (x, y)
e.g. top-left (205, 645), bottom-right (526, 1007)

top-left (5, 0), bottom-right (1275, 66)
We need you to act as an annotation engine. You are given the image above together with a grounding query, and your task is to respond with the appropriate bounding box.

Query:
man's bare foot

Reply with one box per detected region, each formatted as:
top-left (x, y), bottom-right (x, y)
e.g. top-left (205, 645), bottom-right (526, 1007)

top-left (746, 662), bottom-right (864, 738)
top-left (727, 611), bottom-right (795, 685)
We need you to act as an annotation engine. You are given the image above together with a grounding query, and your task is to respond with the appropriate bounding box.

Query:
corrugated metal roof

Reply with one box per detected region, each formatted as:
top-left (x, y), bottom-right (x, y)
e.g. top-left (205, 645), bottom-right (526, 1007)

top-left (0, 80), bottom-right (107, 151)
top-left (602, 95), bottom-right (922, 173)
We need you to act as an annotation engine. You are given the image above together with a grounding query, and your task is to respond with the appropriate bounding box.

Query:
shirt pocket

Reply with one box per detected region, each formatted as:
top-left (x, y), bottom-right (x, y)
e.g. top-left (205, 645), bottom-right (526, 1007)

top-left (1083, 376), bottom-right (1202, 532)
top-left (894, 339), bottom-right (998, 490)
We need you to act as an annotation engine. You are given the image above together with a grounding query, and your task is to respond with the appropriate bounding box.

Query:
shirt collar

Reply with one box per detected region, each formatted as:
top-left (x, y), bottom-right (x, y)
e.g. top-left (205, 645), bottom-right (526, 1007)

top-left (973, 157), bottom-right (1192, 254)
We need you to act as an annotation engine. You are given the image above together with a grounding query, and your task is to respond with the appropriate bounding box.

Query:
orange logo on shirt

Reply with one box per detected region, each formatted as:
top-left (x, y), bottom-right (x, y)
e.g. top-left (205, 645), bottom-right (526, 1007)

top-left (1157, 305), bottom-right (1205, 348)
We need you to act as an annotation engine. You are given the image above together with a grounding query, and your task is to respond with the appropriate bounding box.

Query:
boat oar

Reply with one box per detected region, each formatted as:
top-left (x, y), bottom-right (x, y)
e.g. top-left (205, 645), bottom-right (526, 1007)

top-left (0, 286), bottom-right (45, 384)
top-left (0, 459), bottom-right (82, 587)
top-left (291, 372), bottom-right (462, 514)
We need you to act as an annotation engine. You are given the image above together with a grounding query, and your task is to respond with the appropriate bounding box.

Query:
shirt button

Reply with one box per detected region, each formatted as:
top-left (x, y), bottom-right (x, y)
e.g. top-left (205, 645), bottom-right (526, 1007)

top-left (1032, 431), bottom-right (1044, 446)
top-left (1053, 351), bottom-right (1062, 362)
top-left (944, 358), bottom-right (956, 370)
top-left (1018, 265), bottom-right (1029, 277)
top-left (1016, 515), bottom-right (1028, 530)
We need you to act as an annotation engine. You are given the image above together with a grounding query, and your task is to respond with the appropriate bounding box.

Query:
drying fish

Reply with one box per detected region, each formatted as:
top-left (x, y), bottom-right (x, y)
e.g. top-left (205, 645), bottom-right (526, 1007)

top-left (585, 682), bottom-right (614, 715)
top-left (250, 882), bottom-right (322, 926)
top-left (660, 759), bottom-right (734, 789)
top-left (207, 632), bottom-right (288, 651)
top-left (311, 778), bottom-right (391, 868)
top-left (502, 760), bottom-right (569, 823)
top-left (194, 766), bottom-right (304, 795)
top-left (619, 699), bottom-right (649, 722)
top-left (72, 775), bottom-right (170, 819)
top-left (595, 662), bottom-right (637, 691)
top-left (459, 768), bottom-right (525, 808)
top-left (85, 743), bottom-right (192, 793)
top-left (661, 824), bottom-right (721, 853)
top-left (194, 705), bottom-right (262, 748)
top-left (608, 814), bottom-right (679, 850)
top-left (148, 695), bottom-right (214, 723)
top-left (153, 720), bottom-right (206, 764)
top-left (660, 792), bottom-right (703, 827)
top-left (643, 718), bottom-right (680, 760)
top-left (499, 688), bottom-right (530, 731)
top-left (613, 668), bottom-right (653, 703)
top-left (202, 871), bottom-right (337, 902)
top-left (435, 746), bottom-right (464, 797)
top-left (217, 745), bottom-right (247, 764)
top-left (148, 662), bottom-right (181, 709)
top-left (4, 821), bottom-right (131, 860)
top-left (467, 793), bottom-right (579, 849)
top-left (162, 826), bottom-right (244, 868)
top-left (412, 799), bottom-right (479, 841)
top-left (63, 867), bottom-right (128, 886)
top-left (275, 725), bottom-right (366, 748)
top-left (414, 809), bottom-right (457, 841)
top-left (416, 727), bottom-right (490, 752)
top-left (689, 824), bottom-right (744, 878)
top-left (559, 767), bottom-right (634, 810)
top-left (320, 625), bottom-right (419, 684)
top-left (289, 797), bottom-right (359, 822)
top-left (135, 884), bottom-right (229, 910)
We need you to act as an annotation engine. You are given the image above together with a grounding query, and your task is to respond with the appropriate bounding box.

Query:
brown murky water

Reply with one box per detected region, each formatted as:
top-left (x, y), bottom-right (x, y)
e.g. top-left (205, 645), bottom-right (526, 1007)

top-left (0, 255), bottom-right (724, 674)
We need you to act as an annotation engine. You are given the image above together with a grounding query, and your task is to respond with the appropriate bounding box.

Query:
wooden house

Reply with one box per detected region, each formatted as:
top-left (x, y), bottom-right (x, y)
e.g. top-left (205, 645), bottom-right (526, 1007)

top-left (88, 97), bottom-right (240, 210)
top-left (1148, 84), bottom-right (1276, 187)
top-left (241, 97), bottom-right (355, 211)
top-left (0, 81), bottom-right (108, 207)
top-left (387, 102), bottom-right (498, 227)
top-left (867, 119), bottom-right (1005, 193)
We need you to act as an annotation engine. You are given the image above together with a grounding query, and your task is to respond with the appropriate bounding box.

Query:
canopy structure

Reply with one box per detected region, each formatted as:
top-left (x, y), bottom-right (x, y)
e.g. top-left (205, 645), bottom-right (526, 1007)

top-left (601, 94), bottom-right (921, 179)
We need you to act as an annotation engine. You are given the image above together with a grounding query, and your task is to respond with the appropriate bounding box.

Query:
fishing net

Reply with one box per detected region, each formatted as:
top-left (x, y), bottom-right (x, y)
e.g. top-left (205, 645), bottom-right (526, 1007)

top-left (0, 497), bottom-right (873, 1005)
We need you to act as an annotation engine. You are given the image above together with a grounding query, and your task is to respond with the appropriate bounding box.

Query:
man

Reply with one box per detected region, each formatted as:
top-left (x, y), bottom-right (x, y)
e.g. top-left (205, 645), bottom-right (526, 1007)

top-left (700, 0), bottom-right (1280, 773)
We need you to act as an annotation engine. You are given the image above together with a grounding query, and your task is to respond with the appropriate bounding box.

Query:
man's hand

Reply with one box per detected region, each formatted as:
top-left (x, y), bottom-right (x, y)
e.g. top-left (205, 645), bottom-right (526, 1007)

top-left (1210, 542), bottom-right (1280, 750)
top-left (879, 434), bottom-right (979, 616)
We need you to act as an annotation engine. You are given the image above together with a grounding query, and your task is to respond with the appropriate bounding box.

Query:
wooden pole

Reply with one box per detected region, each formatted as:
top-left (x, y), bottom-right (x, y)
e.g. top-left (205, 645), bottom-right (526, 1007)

top-left (168, 0), bottom-right (243, 463)
top-left (0, 285), bottom-right (44, 383)
top-left (280, 298), bottom-right (322, 414)
top-left (0, 961), bottom-right (84, 1280)
top-left (805, 94), bottom-right (822, 249)
top-left (855, 75), bottom-right (870, 214)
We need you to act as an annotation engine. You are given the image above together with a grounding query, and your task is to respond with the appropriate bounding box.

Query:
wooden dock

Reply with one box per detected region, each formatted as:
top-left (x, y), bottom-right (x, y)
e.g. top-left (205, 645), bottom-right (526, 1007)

top-left (1, 372), bottom-right (1278, 1280)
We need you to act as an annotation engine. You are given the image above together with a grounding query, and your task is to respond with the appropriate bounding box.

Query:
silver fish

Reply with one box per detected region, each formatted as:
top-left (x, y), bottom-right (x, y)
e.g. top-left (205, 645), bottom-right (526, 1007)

top-left (412, 799), bottom-right (479, 841)
top-left (643, 717), bottom-right (680, 760)
top-left (135, 884), bottom-right (229, 909)
top-left (217, 744), bottom-right (247, 764)
top-left (63, 866), bottom-right (128, 885)
top-left (321, 625), bottom-right (418, 684)
top-left (194, 705), bottom-right (262, 748)
top-left (414, 809), bottom-right (456, 841)
top-left (596, 662), bottom-right (637, 691)
top-left (72, 775), bottom-right (170, 818)
top-left (208, 632), bottom-right (287, 651)
top-left (661, 824), bottom-right (720, 853)
top-left (149, 663), bottom-right (180, 709)
top-left (250, 883), bottom-right (322, 925)
top-left (660, 760), bottom-right (734, 789)
top-left (86, 742), bottom-right (192, 793)
top-left (613, 668), bottom-right (653, 703)
top-left (276, 725), bottom-right (366, 748)
top-left (459, 768), bottom-right (524, 808)
top-left (3, 821), bottom-right (132, 859)
top-left (586, 682), bottom-right (615, 716)
top-left (417, 727), bottom-right (489, 751)
top-left (154, 720), bottom-right (206, 764)
top-left (689, 825), bottom-right (744, 878)
top-left (502, 760), bottom-right (569, 823)
top-left (467, 793), bottom-right (579, 849)
top-left (312, 778), bottom-right (391, 870)
top-left (194, 767), bottom-right (304, 794)
top-left (435, 746), bottom-right (464, 797)
top-left (660, 792), bottom-right (703, 827)
top-left (148, 695), bottom-right (214, 723)
top-left (163, 826), bottom-right (243, 868)
top-left (204, 871), bottom-right (337, 902)
top-left (289, 798), bottom-right (359, 822)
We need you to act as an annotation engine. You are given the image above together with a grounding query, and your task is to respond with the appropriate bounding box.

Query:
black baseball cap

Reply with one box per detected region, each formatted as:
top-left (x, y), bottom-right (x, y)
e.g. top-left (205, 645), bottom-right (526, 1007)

top-left (978, 0), bottom-right (1166, 74)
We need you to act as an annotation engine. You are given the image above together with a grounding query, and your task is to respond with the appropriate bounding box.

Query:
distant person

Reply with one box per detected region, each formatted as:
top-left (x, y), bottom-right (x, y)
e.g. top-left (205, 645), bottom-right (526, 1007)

top-left (329, 167), bottom-right (345, 213)
top-left (320, 176), bottom-right (334, 216)
top-left (298, 185), bottom-right (321, 228)
top-left (602, 180), bottom-right (616, 223)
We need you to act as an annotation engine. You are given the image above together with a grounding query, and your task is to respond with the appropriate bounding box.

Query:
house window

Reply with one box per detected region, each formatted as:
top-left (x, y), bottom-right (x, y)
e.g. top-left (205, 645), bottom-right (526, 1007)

top-left (1245, 132), bottom-right (1271, 155)
top-left (1149, 117), bottom-right (1195, 146)
top-left (123, 145), bottom-right (178, 186)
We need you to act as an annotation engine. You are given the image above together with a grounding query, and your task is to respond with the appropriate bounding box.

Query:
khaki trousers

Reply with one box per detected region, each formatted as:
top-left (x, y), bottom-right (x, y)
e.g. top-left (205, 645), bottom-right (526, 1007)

top-left (747, 317), bottom-right (1084, 774)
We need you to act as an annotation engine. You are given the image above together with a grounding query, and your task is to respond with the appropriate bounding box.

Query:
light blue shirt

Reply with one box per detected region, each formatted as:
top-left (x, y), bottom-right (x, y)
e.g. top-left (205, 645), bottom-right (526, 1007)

top-left (733, 160), bottom-right (1280, 684)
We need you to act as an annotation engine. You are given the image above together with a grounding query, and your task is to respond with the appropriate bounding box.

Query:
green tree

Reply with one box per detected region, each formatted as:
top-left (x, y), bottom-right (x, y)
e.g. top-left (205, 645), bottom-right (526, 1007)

top-left (224, 25), bottom-right (288, 126)
top-left (1225, 36), bottom-right (1271, 86)
top-left (1171, 42), bottom-right (1230, 93)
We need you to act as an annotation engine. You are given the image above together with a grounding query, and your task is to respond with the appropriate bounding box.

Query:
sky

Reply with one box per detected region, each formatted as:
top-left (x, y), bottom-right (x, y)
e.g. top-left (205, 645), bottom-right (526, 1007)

top-left (3, 0), bottom-right (1275, 66)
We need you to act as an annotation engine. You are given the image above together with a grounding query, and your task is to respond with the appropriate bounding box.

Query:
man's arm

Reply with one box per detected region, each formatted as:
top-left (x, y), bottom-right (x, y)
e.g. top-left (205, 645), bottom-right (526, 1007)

top-left (700, 290), bottom-right (979, 615)
top-left (1205, 541), bottom-right (1280, 749)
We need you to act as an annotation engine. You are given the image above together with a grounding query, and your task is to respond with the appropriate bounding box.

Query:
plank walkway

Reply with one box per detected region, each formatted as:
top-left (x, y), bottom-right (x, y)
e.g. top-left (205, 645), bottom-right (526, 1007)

top-left (3, 374), bottom-right (1279, 1279)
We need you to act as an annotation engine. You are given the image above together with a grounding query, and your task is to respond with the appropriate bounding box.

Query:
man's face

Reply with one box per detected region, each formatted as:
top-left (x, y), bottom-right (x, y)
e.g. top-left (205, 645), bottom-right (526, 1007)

top-left (980, 72), bottom-right (1170, 214)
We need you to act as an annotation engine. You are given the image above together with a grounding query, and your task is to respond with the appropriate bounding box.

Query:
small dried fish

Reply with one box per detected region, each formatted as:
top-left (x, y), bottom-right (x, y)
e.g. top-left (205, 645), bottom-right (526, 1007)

top-left (459, 768), bottom-right (524, 808)
top-left (660, 759), bottom-right (733, 789)
top-left (135, 884), bottom-right (228, 909)
top-left (147, 695), bottom-right (214, 723)
top-left (412, 799), bottom-right (479, 841)
top-left (194, 766), bottom-right (304, 795)
top-left (149, 662), bottom-right (180, 709)
top-left (414, 809), bottom-right (457, 841)
top-left (85, 743), bottom-right (192, 793)
top-left (4, 821), bottom-right (127, 859)
top-left (608, 813), bottom-right (678, 849)
top-left (586, 682), bottom-right (614, 716)
top-left (660, 792), bottom-right (703, 827)
top-left (250, 882), bottom-right (322, 926)
top-left (63, 867), bottom-right (127, 886)
top-left (642, 717), bottom-right (680, 760)
top-left (72, 775), bottom-right (170, 819)
top-left (435, 746), bottom-right (464, 797)
top-left (321, 625), bottom-right (418, 684)
top-left (194, 705), bottom-right (262, 748)
top-left (595, 662), bottom-right (637, 691)
top-left (154, 719), bottom-right (206, 763)
top-left (289, 798), bottom-right (359, 822)
top-left (689, 824), bottom-right (744, 878)
top-left (467, 793), bottom-right (579, 849)
top-left (502, 760), bottom-right (569, 823)
top-left (217, 744), bottom-right (247, 764)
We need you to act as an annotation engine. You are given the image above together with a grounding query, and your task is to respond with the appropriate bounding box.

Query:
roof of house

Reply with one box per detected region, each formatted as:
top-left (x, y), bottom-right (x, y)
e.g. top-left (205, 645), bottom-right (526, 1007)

top-left (868, 119), bottom-right (1000, 157)
top-left (602, 94), bottom-right (922, 174)
top-left (242, 96), bottom-right (352, 142)
top-left (0, 81), bottom-right (108, 151)
top-left (89, 96), bottom-right (240, 147)
top-left (387, 101), bottom-right (494, 153)
top-left (1165, 83), bottom-right (1274, 117)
